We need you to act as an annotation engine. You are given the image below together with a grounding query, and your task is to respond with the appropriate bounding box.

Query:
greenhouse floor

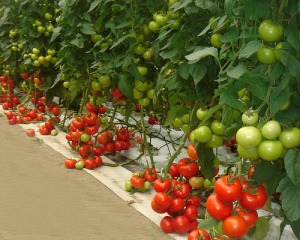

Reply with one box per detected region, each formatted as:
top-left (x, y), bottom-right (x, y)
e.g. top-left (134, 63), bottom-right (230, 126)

top-left (0, 116), bottom-right (175, 240)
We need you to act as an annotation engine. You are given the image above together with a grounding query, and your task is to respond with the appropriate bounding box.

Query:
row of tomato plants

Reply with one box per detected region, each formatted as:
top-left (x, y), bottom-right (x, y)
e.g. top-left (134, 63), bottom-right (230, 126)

top-left (1, 0), bottom-right (300, 239)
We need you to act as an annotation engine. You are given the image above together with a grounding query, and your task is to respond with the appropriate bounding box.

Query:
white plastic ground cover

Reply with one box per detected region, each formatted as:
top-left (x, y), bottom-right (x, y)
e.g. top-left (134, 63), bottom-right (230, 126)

top-left (0, 106), bottom-right (297, 240)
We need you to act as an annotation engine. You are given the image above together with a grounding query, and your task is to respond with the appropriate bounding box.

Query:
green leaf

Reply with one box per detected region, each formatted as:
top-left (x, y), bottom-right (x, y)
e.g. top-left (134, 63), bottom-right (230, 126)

top-left (224, 0), bottom-right (237, 16)
top-left (270, 76), bottom-right (291, 116)
top-left (221, 27), bottom-right (239, 43)
top-left (70, 34), bottom-right (84, 48)
top-left (79, 22), bottom-right (96, 35)
top-left (50, 26), bottom-right (62, 43)
top-left (281, 52), bottom-right (300, 79)
top-left (242, 0), bottom-right (270, 20)
top-left (198, 218), bottom-right (218, 231)
top-left (284, 149), bottom-right (300, 185)
top-left (227, 62), bottom-right (247, 79)
top-left (195, 143), bottom-right (215, 180)
top-left (88, 0), bottom-right (103, 12)
top-left (110, 34), bottom-right (131, 49)
top-left (242, 72), bottom-right (268, 100)
top-left (69, 78), bottom-right (83, 103)
top-left (195, 0), bottom-right (220, 14)
top-left (185, 47), bottom-right (218, 64)
top-left (290, 218), bottom-right (300, 239)
top-left (189, 62), bottom-right (207, 85)
top-left (252, 217), bottom-right (269, 240)
top-left (160, 48), bottom-right (178, 59)
top-left (252, 160), bottom-right (283, 195)
top-left (219, 84), bottom-right (244, 110)
top-left (118, 74), bottom-right (133, 99)
top-left (178, 64), bottom-right (190, 80)
top-left (277, 176), bottom-right (300, 222)
top-left (239, 40), bottom-right (264, 59)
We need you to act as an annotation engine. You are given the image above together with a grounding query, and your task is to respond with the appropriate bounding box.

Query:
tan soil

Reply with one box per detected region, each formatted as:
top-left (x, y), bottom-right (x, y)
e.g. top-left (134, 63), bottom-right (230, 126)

top-left (0, 117), bottom-right (174, 240)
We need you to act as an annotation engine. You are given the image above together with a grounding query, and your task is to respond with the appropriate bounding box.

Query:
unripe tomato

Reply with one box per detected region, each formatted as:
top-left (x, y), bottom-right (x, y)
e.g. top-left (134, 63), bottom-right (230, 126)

top-left (261, 120), bottom-right (281, 140)
top-left (256, 47), bottom-right (277, 64)
top-left (210, 33), bottom-right (223, 48)
top-left (258, 140), bottom-right (284, 161)
top-left (258, 20), bottom-right (283, 42)
top-left (236, 126), bottom-right (262, 149)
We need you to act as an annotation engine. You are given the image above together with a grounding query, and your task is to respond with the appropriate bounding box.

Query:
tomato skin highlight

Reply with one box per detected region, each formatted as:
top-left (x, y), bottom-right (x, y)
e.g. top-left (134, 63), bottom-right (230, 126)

top-left (214, 175), bottom-right (242, 203)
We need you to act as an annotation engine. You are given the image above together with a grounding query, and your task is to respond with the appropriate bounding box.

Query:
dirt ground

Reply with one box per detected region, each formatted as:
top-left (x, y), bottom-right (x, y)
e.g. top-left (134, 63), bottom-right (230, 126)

top-left (0, 116), bottom-right (174, 240)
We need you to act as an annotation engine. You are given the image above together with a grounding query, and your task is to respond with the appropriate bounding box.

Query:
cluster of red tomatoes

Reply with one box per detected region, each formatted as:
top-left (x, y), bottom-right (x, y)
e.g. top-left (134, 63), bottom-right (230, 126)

top-left (206, 175), bottom-right (268, 239)
top-left (124, 168), bottom-right (158, 193)
top-left (65, 102), bottom-right (134, 169)
top-left (0, 75), bottom-right (20, 109)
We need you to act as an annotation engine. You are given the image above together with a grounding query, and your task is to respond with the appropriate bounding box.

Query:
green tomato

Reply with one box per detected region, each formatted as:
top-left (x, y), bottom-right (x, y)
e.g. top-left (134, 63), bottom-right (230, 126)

top-left (194, 126), bottom-right (212, 143)
top-left (143, 48), bottom-right (154, 60)
top-left (143, 181), bottom-right (151, 190)
top-left (99, 75), bottom-right (111, 87)
top-left (173, 117), bottom-right (183, 128)
top-left (92, 81), bottom-right (102, 91)
top-left (261, 120), bottom-right (281, 140)
top-left (258, 140), bottom-right (284, 161)
top-left (134, 45), bottom-right (145, 55)
top-left (206, 134), bottom-right (224, 148)
top-left (146, 89), bottom-right (155, 99)
top-left (124, 180), bottom-right (133, 192)
top-left (257, 47), bottom-right (277, 64)
top-left (258, 20), bottom-right (283, 42)
top-left (210, 33), bottom-right (223, 48)
top-left (138, 97), bottom-right (151, 107)
top-left (237, 145), bottom-right (260, 160)
top-left (236, 126), bottom-right (262, 149)
top-left (155, 14), bottom-right (168, 26)
top-left (75, 160), bottom-right (85, 170)
top-left (181, 114), bottom-right (190, 124)
top-left (279, 128), bottom-right (300, 149)
top-left (137, 66), bottom-right (148, 76)
top-left (203, 179), bottom-right (211, 188)
top-left (37, 26), bottom-right (46, 33)
top-left (274, 42), bottom-right (283, 61)
top-left (181, 124), bottom-right (189, 133)
top-left (210, 120), bottom-right (225, 135)
top-left (134, 80), bottom-right (148, 91)
top-left (196, 108), bottom-right (207, 121)
top-left (133, 88), bottom-right (144, 99)
top-left (63, 81), bottom-right (70, 88)
top-left (148, 21), bottom-right (160, 32)
top-left (80, 133), bottom-right (91, 143)
top-left (44, 12), bottom-right (53, 21)
top-left (242, 110), bottom-right (259, 126)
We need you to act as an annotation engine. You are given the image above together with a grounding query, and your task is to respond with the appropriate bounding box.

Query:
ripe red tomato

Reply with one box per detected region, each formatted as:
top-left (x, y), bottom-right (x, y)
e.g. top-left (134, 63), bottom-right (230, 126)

top-left (78, 145), bottom-right (91, 158)
top-left (143, 168), bottom-right (157, 182)
top-left (240, 185), bottom-right (268, 211)
top-left (186, 196), bottom-right (201, 208)
top-left (51, 106), bottom-right (61, 116)
top-left (160, 216), bottom-right (174, 233)
top-left (172, 182), bottom-right (191, 199)
top-left (86, 102), bottom-right (97, 112)
top-left (117, 127), bottom-right (130, 141)
top-left (84, 158), bottom-right (97, 169)
top-left (92, 146), bottom-right (105, 156)
top-left (236, 205), bottom-right (258, 228)
top-left (39, 125), bottom-right (50, 135)
top-left (153, 192), bottom-right (173, 211)
top-left (130, 175), bottom-right (145, 189)
top-left (177, 158), bottom-right (199, 179)
top-left (169, 198), bottom-right (185, 213)
top-left (172, 215), bottom-right (191, 234)
top-left (94, 156), bottom-right (103, 167)
top-left (184, 205), bottom-right (198, 222)
top-left (72, 116), bottom-right (85, 129)
top-left (64, 159), bottom-right (77, 169)
top-left (222, 215), bottom-right (249, 238)
top-left (153, 177), bottom-right (172, 193)
top-left (206, 193), bottom-right (233, 220)
top-left (83, 112), bottom-right (98, 125)
top-left (104, 142), bottom-right (115, 153)
top-left (113, 140), bottom-right (126, 151)
top-left (188, 229), bottom-right (210, 240)
top-left (214, 175), bottom-right (242, 203)
top-left (26, 129), bottom-right (35, 137)
top-left (151, 199), bottom-right (167, 214)
top-left (169, 163), bottom-right (180, 178)
top-left (45, 119), bottom-right (55, 130)
top-left (98, 105), bottom-right (107, 114)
